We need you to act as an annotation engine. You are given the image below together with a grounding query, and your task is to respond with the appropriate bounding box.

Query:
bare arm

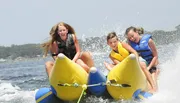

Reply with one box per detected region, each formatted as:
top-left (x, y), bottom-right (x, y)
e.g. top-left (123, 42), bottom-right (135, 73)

top-left (121, 42), bottom-right (139, 58)
top-left (72, 34), bottom-right (81, 62)
top-left (147, 39), bottom-right (158, 69)
top-left (50, 41), bottom-right (58, 60)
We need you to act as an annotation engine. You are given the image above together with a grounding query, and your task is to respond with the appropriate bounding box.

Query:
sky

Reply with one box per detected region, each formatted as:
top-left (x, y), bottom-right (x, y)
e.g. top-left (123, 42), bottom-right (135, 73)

top-left (0, 0), bottom-right (180, 46)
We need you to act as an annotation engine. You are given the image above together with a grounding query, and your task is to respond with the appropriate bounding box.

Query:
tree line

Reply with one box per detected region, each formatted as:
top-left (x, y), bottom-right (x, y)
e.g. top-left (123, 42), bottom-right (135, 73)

top-left (0, 25), bottom-right (180, 59)
top-left (0, 44), bottom-right (43, 59)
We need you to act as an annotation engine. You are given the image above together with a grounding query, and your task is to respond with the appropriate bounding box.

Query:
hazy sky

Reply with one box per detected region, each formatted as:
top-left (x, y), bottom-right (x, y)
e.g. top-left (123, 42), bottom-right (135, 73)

top-left (0, 0), bottom-right (180, 46)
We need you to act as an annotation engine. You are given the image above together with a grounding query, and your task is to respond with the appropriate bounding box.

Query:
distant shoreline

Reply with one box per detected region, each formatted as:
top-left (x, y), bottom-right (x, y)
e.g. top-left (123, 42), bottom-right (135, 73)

top-left (0, 25), bottom-right (180, 59)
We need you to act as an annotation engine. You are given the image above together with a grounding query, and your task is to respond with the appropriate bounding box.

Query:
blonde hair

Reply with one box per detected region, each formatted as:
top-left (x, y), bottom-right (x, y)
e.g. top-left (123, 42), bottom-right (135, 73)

top-left (136, 27), bottom-right (144, 34)
top-left (42, 22), bottom-right (76, 57)
top-left (125, 26), bottom-right (144, 36)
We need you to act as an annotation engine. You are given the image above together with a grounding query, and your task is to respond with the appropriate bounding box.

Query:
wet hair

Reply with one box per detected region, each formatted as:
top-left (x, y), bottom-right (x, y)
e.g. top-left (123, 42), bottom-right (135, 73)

top-left (125, 26), bottom-right (144, 36)
top-left (107, 32), bottom-right (119, 41)
top-left (42, 22), bottom-right (76, 57)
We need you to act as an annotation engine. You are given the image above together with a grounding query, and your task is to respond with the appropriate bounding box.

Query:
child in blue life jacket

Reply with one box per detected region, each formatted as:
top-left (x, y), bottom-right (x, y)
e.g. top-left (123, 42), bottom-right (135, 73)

top-left (125, 27), bottom-right (160, 92)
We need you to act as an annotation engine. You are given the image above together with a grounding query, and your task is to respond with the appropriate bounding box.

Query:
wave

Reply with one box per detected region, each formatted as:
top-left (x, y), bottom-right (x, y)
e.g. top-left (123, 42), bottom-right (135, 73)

top-left (0, 82), bottom-right (36, 103)
top-left (144, 44), bottom-right (180, 103)
top-left (1, 74), bottom-right (36, 81)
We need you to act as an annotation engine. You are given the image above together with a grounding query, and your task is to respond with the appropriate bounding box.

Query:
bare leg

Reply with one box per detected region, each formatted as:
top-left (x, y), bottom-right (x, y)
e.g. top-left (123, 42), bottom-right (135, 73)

top-left (76, 59), bottom-right (90, 73)
top-left (104, 62), bottom-right (115, 71)
top-left (151, 68), bottom-right (160, 91)
top-left (45, 61), bottom-right (54, 77)
top-left (152, 72), bottom-right (158, 91)
top-left (80, 52), bottom-right (94, 67)
top-left (147, 82), bottom-right (151, 92)
top-left (156, 68), bottom-right (160, 77)
top-left (139, 62), bottom-right (156, 93)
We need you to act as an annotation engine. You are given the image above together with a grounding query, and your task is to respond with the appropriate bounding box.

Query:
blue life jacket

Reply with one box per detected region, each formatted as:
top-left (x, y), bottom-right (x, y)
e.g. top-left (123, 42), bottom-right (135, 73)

top-left (130, 34), bottom-right (153, 64)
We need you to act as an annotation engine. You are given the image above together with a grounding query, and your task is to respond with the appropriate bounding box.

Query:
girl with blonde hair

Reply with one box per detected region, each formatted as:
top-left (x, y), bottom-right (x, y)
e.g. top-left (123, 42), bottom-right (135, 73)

top-left (42, 22), bottom-right (94, 76)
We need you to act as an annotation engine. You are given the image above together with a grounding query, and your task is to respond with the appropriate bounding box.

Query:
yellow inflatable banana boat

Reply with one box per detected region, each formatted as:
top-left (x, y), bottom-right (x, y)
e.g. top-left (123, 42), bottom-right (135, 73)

top-left (107, 54), bottom-right (148, 100)
top-left (49, 53), bottom-right (88, 101)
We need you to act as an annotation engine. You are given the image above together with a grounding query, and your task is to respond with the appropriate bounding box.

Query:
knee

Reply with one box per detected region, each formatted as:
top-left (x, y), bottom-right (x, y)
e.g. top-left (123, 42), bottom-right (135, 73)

top-left (45, 61), bottom-right (53, 75)
top-left (45, 61), bottom-right (53, 68)
top-left (82, 51), bottom-right (92, 58)
top-left (76, 59), bottom-right (87, 67)
top-left (140, 62), bottom-right (147, 69)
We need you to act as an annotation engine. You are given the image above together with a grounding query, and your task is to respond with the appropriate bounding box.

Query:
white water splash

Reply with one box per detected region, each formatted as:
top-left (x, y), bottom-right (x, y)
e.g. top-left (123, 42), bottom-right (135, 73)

top-left (0, 82), bottom-right (36, 103)
top-left (145, 45), bottom-right (180, 103)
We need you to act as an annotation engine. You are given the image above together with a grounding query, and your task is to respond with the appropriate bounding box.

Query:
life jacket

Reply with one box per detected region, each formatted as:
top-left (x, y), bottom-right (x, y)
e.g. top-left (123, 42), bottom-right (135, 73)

top-left (130, 34), bottom-right (153, 64)
top-left (56, 34), bottom-right (76, 60)
top-left (110, 42), bottom-right (130, 62)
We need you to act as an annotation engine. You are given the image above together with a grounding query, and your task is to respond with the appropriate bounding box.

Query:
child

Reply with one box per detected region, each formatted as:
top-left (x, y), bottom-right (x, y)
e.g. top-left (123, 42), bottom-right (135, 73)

top-left (42, 22), bottom-right (94, 76)
top-left (125, 26), bottom-right (160, 92)
top-left (104, 32), bottom-right (157, 93)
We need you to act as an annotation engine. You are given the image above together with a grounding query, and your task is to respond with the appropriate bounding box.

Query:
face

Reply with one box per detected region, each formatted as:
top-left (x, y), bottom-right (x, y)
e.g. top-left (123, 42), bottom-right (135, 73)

top-left (57, 25), bottom-right (68, 41)
top-left (107, 37), bottom-right (119, 50)
top-left (127, 29), bottom-right (140, 43)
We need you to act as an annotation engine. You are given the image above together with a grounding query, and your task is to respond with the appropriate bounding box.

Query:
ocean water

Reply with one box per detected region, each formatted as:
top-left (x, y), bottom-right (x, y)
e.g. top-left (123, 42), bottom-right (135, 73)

top-left (0, 42), bottom-right (179, 103)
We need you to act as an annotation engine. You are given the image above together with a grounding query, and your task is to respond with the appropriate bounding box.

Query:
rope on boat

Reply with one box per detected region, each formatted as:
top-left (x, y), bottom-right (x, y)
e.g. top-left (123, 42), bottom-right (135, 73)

top-left (57, 81), bottom-right (131, 103)
top-left (58, 81), bottom-right (131, 88)
top-left (77, 84), bottom-right (87, 103)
